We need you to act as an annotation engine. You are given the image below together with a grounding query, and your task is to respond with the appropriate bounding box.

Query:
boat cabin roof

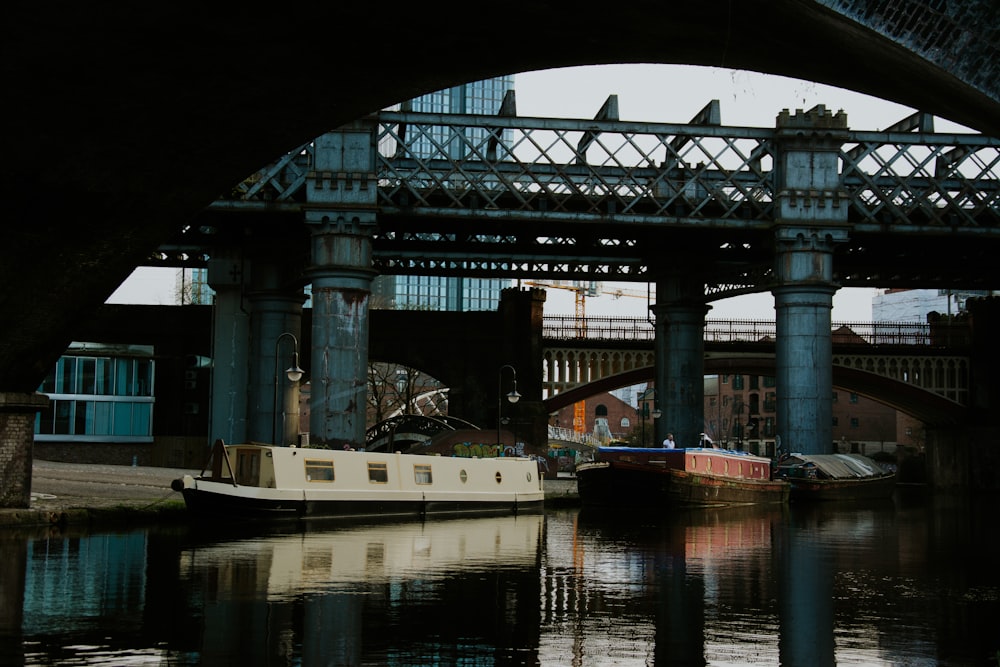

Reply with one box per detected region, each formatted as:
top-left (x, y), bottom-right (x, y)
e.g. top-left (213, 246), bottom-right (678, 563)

top-left (780, 453), bottom-right (887, 479)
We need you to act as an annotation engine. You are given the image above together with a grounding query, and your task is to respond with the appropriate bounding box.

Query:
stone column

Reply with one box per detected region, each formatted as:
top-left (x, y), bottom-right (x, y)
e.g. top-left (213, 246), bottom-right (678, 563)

top-left (652, 276), bottom-right (710, 449)
top-left (771, 106), bottom-right (850, 455)
top-left (206, 254), bottom-right (251, 446)
top-left (305, 125), bottom-right (378, 449)
top-left (0, 392), bottom-right (49, 508)
top-left (305, 217), bottom-right (375, 448)
top-left (497, 287), bottom-right (548, 457)
top-left (246, 262), bottom-right (305, 445)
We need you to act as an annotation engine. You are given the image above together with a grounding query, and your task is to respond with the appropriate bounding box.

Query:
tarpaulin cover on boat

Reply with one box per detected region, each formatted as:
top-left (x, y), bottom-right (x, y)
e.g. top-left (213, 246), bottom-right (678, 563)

top-left (783, 453), bottom-right (886, 479)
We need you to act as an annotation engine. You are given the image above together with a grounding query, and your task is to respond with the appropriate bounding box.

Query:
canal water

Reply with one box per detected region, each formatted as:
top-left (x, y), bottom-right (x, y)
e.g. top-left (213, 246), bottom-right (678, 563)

top-left (2, 490), bottom-right (998, 666)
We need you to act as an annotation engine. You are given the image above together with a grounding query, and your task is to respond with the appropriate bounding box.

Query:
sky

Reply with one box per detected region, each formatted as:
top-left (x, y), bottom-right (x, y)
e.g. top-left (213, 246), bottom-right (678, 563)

top-left (110, 64), bottom-right (975, 321)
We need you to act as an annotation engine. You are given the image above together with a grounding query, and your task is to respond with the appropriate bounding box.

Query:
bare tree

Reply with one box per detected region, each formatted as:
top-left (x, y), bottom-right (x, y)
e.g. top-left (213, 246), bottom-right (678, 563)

top-left (367, 362), bottom-right (445, 427)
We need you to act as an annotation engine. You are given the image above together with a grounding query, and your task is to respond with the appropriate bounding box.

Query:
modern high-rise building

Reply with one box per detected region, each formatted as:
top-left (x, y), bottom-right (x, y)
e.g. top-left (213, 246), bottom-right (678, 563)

top-left (872, 288), bottom-right (994, 322)
top-left (373, 76), bottom-right (515, 312)
top-left (179, 77), bottom-right (516, 312)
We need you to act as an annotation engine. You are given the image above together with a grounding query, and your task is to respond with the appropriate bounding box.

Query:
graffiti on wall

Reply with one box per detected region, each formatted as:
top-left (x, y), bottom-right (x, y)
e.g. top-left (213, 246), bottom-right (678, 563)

top-left (451, 441), bottom-right (526, 458)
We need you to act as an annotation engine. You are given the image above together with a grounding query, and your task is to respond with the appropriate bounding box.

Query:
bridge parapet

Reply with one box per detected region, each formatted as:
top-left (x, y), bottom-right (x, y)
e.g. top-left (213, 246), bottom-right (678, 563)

top-left (543, 316), bottom-right (957, 346)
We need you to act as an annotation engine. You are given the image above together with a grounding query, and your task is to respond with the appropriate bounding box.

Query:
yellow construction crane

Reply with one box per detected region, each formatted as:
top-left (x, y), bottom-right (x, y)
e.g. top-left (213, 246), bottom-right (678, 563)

top-left (602, 285), bottom-right (656, 301)
top-left (523, 281), bottom-right (597, 319)
top-left (523, 281), bottom-right (654, 318)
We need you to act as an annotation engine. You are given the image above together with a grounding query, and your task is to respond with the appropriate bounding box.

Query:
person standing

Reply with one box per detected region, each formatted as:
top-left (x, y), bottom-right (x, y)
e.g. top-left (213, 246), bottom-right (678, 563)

top-left (663, 433), bottom-right (676, 449)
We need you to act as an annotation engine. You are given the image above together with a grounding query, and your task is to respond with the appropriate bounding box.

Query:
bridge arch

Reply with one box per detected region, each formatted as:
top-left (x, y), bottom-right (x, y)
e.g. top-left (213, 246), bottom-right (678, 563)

top-left (542, 357), bottom-right (966, 426)
top-left (6, 3), bottom-right (1000, 389)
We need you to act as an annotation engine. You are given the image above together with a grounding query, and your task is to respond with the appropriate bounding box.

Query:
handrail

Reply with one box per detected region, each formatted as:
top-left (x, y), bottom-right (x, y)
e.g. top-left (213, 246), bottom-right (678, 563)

top-left (542, 316), bottom-right (968, 347)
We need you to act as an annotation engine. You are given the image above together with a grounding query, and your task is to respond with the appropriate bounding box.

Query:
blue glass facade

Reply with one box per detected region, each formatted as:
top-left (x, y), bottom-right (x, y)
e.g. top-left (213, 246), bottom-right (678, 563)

top-left (376, 77), bottom-right (514, 311)
top-left (35, 344), bottom-right (155, 442)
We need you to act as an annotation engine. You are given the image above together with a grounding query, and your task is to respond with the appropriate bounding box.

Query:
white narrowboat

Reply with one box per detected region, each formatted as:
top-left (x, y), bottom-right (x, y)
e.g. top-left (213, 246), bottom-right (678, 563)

top-left (171, 440), bottom-right (545, 520)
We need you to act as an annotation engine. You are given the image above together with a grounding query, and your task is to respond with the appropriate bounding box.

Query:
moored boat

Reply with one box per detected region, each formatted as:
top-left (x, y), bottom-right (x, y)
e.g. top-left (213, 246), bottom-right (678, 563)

top-left (575, 446), bottom-right (789, 509)
top-left (171, 440), bottom-right (544, 520)
top-left (774, 452), bottom-right (896, 501)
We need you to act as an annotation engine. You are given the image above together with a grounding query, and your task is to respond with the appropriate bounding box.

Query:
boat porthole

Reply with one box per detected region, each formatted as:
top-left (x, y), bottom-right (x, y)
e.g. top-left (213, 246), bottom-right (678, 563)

top-left (495, 471), bottom-right (503, 484)
top-left (459, 469), bottom-right (468, 483)
top-left (527, 471), bottom-right (532, 482)
top-left (724, 460), bottom-right (729, 474)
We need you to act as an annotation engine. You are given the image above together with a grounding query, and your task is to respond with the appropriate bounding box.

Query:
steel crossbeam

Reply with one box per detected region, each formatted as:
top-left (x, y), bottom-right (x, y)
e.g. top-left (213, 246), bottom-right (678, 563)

top-left (185, 109), bottom-right (1000, 294)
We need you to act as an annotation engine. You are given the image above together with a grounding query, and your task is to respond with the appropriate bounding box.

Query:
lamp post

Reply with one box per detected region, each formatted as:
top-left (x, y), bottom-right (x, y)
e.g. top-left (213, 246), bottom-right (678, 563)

top-left (497, 364), bottom-right (521, 456)
top-left (639, 402), bottom-right (648, 446)
top-left (651, 405), bottom-right (661, 445)
top-left (638, 390), bottom-right (661, 446)
top-left (273, 332), bottom-right (305, 446)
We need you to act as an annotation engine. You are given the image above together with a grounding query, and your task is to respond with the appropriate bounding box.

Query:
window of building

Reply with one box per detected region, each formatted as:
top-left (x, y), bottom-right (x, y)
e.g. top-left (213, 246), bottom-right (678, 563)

top-left (749, 375), bottom-right (759, 389)
top-left (833, 416), bottom-right (839, 426)
top-left (832, 392), bottom-right (839, 402)
top-left (748, 394), bottom-right (760, 414)
top-left (850, 393), bottom-right (859, 404)
top-left (36, 346), bottom-right (155, 443)
top-left (594, 404), bottom-right (608, 417)
top-left (850, 417), bottom-right (860, 428)
top-left (721, 375), bottom-right (729, 384)
top-left (620, 417), bottom-right (630, 428)
top-left (763, 376), bottom-right (776, 388)
top-left (732, 375), bottom-right (744, 390)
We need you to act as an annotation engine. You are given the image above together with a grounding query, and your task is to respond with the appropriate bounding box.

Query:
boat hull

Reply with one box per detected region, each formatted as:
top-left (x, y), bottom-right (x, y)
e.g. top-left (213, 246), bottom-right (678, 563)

top-left (172, 441), bottom-right (544, 521)
top-left (787, 474), bottom-right (896, 502)
top-left (576, 458), bottom-right (789, 509)
top-left (775, 453), bottom-right (897, 502)
top-left (180, 485), bottom-right (542, 520)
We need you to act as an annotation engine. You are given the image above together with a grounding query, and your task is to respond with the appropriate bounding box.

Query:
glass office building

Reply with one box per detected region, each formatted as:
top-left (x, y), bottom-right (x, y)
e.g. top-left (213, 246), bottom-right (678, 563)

top-left (35, 343), bottom-right (155, 442)
top-left (375, 76), bottom-right (515, 311)
top-left (176, 77), bottom-right (515, 312)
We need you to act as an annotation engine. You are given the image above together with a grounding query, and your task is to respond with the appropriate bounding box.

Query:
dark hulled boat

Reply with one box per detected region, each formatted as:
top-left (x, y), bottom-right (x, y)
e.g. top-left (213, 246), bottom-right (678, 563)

top-left (575, 446), bottom-right (789, 509)
top-left (774, 453), bottom-right (896, 501)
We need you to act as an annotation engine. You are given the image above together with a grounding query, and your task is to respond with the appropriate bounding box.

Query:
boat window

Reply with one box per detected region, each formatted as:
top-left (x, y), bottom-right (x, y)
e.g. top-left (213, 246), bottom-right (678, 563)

top-left (305, 459), bottom-right (334, 482)
top-left (368, 461), bottom-right (389, 484)
top-left (459, 469), bottom-right (468, 483)
top-left (414, 464), bottom-right (433, 485)
top-left (495, 471), bottom-right (503, 484)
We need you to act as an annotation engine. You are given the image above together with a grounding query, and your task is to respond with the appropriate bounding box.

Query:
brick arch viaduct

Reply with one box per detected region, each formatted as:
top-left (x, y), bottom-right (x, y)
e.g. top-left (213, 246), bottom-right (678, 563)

top-left (541, 358), bottom-right (966, 427)
top-left (4, 1), bottom-right (1000, 393)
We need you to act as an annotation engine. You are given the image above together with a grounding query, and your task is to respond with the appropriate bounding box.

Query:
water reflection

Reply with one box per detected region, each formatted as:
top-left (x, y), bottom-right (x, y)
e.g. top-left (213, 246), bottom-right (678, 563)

top-left (3, 493), bottom-right (999, 665)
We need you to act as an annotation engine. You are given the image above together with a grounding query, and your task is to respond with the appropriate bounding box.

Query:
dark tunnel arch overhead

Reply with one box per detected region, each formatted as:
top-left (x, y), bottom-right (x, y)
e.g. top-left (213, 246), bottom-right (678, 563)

top-left (5, 2), bottom-right (1000, 389)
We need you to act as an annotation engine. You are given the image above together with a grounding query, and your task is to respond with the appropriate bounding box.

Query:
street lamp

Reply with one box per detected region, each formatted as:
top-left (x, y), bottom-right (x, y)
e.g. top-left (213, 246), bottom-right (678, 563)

top-left (273, 332), bottom-right (305, 446)
top-left (638, 391), bottom-right (661, 446)
top-left (496, 364), bottom-right (521, 455)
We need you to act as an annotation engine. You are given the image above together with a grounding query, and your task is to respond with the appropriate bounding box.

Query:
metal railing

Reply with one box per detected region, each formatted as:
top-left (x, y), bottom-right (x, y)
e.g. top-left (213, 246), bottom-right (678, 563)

top-left (216, 110), bottom-right (999, 231)
top-left (542, 316), bottom-right (967, 347)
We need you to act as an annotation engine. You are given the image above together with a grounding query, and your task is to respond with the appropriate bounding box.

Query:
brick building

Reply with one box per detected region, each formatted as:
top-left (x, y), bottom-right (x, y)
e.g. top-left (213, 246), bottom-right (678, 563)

top-left (705, 373), bottom-right (900, 457)
top-left (548, 390), bottom-right (643, 445)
